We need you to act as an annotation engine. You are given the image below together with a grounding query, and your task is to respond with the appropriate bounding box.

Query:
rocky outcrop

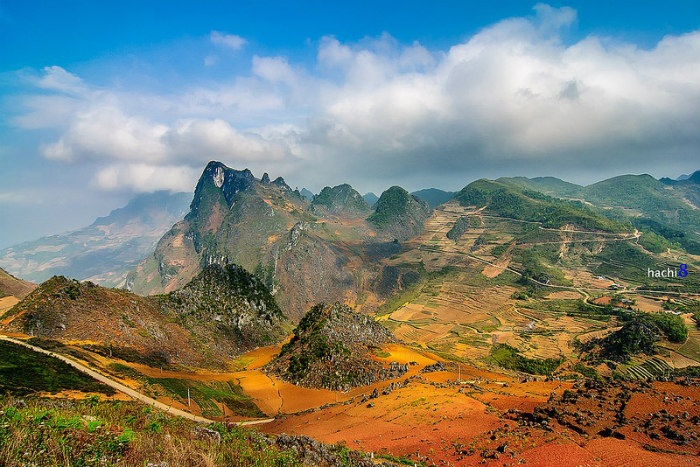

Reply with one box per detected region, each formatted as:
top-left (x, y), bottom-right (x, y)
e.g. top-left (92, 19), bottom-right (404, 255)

top-left (267, 303), bottom-right (404, 391)
top-left (162, 264), bottom-right (289, 356)
top-left (311, 184), bottom-right (371, 217)
top-left (446, 216), bottom-right (470, 241)
top-left (2, 263), bottom-right (288, 369)
top-left (367, 186), bottom-right (431, 241)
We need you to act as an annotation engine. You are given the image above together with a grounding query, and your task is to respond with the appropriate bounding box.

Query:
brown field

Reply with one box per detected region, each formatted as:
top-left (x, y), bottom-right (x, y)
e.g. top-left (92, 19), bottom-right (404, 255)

top-left (0, 297), bottom-right (20, 318)
top-left (544, 290), bottom-right (581, 300)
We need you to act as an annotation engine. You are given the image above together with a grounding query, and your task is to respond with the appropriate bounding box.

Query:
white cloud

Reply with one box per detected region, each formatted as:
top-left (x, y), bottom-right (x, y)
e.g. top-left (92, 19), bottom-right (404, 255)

top-left (0, 192), bottom-right (28, 204)
top-left (210, 31), bottom-right (247, 50)
top-left (40, 107), bottom-right (169, 162)
top-left (10, 4), bottom-right (700, 194)
top-left (252, 56), bottom-right (297, 85)
top-left (94, 163), bottom-right (199, 192)
top-left (165, 118), bottom-right (291, 162)
top-left (35, 66), bottom-right (86, 94)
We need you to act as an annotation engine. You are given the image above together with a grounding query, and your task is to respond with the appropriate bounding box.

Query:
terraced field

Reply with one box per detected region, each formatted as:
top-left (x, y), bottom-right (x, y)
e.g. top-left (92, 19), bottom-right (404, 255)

top-left (374, 203), bottom-right (699, 367)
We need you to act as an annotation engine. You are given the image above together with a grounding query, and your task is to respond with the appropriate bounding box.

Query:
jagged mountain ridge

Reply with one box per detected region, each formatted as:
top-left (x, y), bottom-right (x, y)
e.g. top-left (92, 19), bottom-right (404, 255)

top-left (0, 191), bottom-right (191, 287)
top-left (128, 162), bottom-right (373, 321)
top-left (1, 263), bottom-right (288, 368)
top-left (410, 188), bottom-right (455, 208)
top-left (128, 162), bottom-right (436, 321)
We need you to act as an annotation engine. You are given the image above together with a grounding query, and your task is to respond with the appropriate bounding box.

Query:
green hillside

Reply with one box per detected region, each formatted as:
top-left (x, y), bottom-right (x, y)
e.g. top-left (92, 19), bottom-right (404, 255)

top-left (368, 186), bottom-right (431, 240)
top-left (454, 179), bottom-right (627, 232)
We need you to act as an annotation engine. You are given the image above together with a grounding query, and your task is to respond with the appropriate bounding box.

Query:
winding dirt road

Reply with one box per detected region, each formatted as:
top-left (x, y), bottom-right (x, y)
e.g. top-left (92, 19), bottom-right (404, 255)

top-left (0, 335), bottom-right (274, 427)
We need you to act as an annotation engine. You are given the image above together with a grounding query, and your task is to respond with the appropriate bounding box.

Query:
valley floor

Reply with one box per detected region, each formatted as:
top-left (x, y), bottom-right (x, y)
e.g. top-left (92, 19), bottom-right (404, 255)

top-left (3, 329), bottom-right (699, 466)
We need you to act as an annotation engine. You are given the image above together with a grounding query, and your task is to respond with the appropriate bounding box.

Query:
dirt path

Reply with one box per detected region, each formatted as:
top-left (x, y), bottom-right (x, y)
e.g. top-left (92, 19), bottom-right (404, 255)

top-left (0, 335), bottom-right (274, 427)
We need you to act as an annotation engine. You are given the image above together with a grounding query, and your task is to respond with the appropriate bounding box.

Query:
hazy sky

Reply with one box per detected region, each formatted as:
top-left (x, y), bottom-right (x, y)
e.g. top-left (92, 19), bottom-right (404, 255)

top-left (1, 1), bottom-right (699, 248)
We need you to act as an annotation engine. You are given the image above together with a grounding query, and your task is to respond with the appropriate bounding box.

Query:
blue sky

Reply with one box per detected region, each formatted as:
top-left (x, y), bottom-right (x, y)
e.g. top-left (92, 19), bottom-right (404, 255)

top-left (0, 1), bottom-right (699, 247)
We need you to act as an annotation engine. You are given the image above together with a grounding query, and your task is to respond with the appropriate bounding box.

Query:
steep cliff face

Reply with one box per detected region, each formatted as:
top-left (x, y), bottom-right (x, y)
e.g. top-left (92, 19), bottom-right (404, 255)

top-left (266, 302), bottom-right (404, 391)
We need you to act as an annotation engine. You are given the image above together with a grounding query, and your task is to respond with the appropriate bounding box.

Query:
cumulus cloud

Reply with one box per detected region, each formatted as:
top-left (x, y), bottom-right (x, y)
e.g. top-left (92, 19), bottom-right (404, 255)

top-left (94, 163), bottom-right (200, 192)
top-left (210, 31), bottom-right (247, 50)
top-left (164, 118), bottom-right (291, 162)
top-left (41, 107), bottom-right (169, 162)
top-left (11, 4), bottom-right (700, 194)
top-left (35, 66), bottom-right (86, 94)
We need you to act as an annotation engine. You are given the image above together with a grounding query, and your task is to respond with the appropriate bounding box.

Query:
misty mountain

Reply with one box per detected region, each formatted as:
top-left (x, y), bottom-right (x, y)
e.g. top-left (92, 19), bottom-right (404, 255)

top-left (0, 191), bottom-right (191, 287)
top-left (362, 192), bottom-right (379, 207)
top-left (410, 188), bottom-right (455, 208)
top-left (368, 186), bottom-right (431, 241)
top-left (311, 184), bottom-right (371, 217)
top-left (300, 188), bottom-right (315, 201)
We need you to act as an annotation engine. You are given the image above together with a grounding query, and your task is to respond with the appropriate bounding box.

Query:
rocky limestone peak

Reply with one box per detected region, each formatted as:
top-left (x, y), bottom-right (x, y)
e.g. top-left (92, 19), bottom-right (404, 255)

top-left (299, 188), bottom-right (315, 201)
top-left (272, 176), bottom-right (291, 190)
top-left (261, 172), bottom-right (271, 184)
top-left (194, 161), bottom-right (256, 208)
top-left (367, 186), bottom-right (431, 240)
top-left (311, 184), bottom-right (371, 216)
top-left (267, 302), bottom-right (403, 391)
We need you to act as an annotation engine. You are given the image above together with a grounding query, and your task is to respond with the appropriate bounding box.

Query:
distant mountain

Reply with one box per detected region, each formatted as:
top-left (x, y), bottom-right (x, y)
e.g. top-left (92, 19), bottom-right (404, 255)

top-left (1, 263), bottom-right (288, 369)
top-left (267, 302), bottom-right (403, 391)
top-left (454, 179), bottom-right (624, 231)
top-left (496, 176), bottom-right (584, 198)
top-left (368, 186), bottom-right (431, 241)
top-left (311, 184), bottom-right (371, 217)
top-left (678, 173), bottom-right (691, 181)
top-left (488, 173), bottom-right (700, 254)
top-left (300, 188), bottom-right (315, 201)
top-left (0, 267), bottom-right (35, 300)
top-left (581, 174), bottom-right (700, 253)
top-left (362, 192), bottom-right (379, 207)
top-left (689, 170), bottom-right (700, 184)
top-left (0, 191), bottom-right (190, 287)
top-left (410, 188), bottom-right (455, 208)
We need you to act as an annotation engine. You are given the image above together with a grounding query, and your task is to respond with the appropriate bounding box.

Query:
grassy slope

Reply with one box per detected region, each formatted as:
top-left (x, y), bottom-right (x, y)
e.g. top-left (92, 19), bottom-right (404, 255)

top-left (0, 340), bottom-right (114, 396)
top-left (455, 179), bottom-right (627, 232)
top-left (0, 268), bottom-right (35, 299)
top-left (0, 396), bottom-right (375, 467)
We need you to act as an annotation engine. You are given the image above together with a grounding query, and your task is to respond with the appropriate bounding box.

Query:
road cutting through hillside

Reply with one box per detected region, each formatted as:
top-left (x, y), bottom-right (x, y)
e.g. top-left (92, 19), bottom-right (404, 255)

top-left (0, 335), bottom-right (275, 427)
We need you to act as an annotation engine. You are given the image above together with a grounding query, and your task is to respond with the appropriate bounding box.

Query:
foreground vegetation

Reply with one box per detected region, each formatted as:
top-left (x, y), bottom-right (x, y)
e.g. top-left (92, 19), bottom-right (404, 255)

top-left (490, 344), bottom-right (562, 376)
top-left (0, 340), bottom-right (114, 396)
top-left (0, 396), bottom-right (377, 466)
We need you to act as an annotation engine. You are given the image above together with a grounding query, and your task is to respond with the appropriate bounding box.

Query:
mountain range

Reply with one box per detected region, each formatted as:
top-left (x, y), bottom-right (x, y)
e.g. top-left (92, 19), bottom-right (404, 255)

top-left (126, 161), bottom-right (433, 321)
top-left (1, 161), bottom-right (700, 466)
top-left (0, 191), bottom-right (191, 287)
